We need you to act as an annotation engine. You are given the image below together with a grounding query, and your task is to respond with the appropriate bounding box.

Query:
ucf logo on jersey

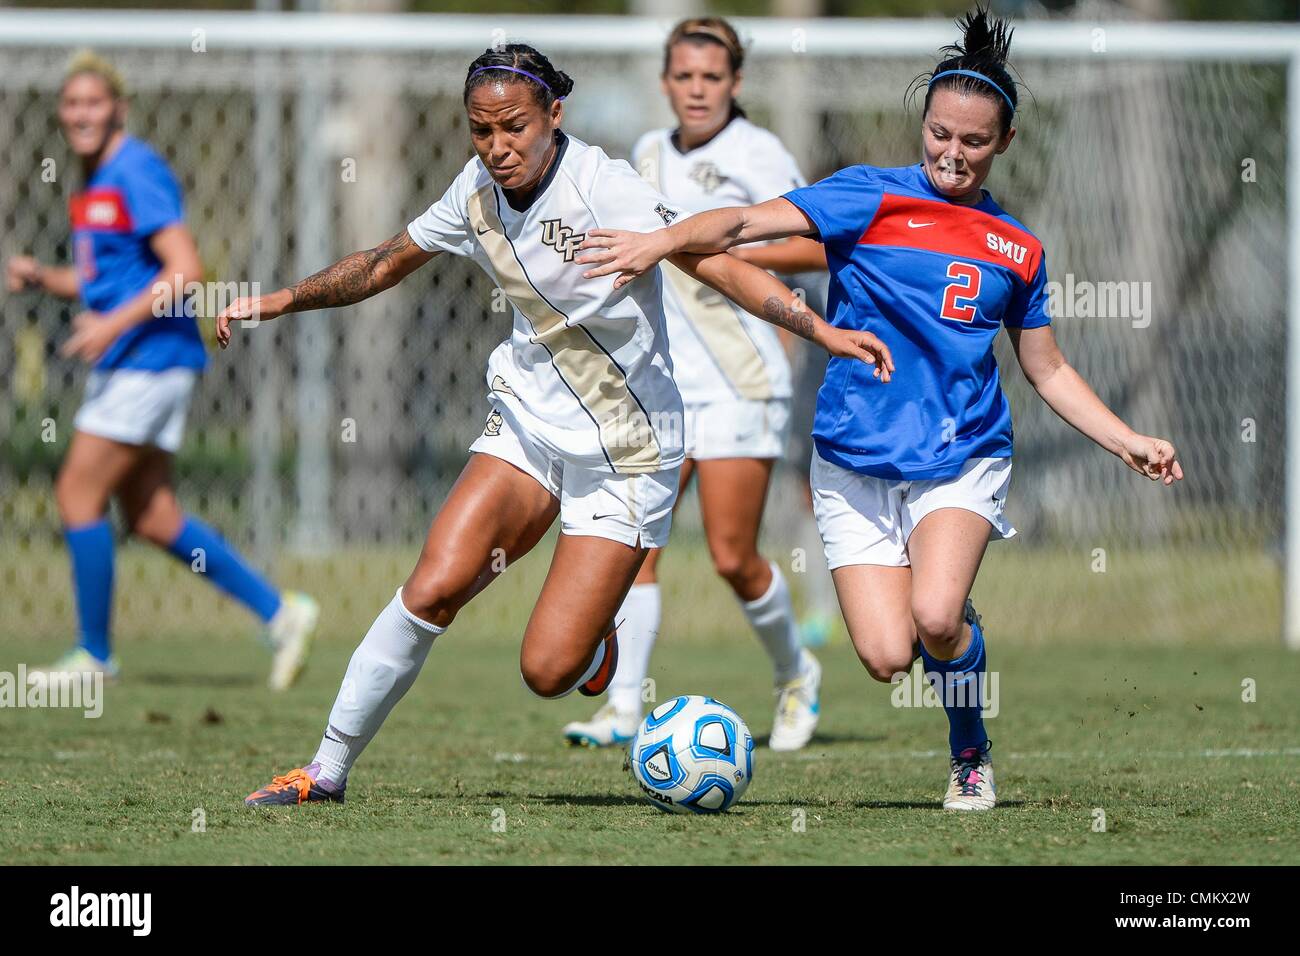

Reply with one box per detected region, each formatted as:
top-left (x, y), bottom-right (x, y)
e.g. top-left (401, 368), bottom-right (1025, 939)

top-left (539, 218), bottom-right (586, 262)
top-left (482, 409), bottom-right (504, 436)
top-left (688, 161), bottom-right (727, 194)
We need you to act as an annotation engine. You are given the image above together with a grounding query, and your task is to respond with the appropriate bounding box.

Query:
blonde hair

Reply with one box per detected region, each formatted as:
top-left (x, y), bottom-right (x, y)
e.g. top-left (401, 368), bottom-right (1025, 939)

top-left (63, 49), bottom-right (126, 99)
top-left (663, 17), bottom-right (745, 75)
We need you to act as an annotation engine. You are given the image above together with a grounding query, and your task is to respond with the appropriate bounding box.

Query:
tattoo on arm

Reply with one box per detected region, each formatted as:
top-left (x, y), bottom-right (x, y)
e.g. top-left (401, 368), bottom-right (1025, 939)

top-left (287, 230), bottom-right (415, 312)
top-left (761, 295), bottom-right (814, 340)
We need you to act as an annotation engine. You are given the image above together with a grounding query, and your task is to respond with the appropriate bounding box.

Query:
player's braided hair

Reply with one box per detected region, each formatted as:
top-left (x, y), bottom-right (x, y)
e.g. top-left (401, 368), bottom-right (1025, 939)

top-left (663, 17), bottom-right (748, 120)
top-left (909, 4), bottom-right (1021, 135)
top-left (463, 43), bottom-right (574, 109)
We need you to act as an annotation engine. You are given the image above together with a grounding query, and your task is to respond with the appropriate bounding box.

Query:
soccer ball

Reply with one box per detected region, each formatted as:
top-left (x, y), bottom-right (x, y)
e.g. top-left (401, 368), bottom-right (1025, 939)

top-left (629, 695), bottom-right (755, 814)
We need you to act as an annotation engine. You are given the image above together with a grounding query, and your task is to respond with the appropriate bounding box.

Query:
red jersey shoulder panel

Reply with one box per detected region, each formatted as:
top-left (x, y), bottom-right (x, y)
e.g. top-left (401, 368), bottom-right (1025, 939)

top-left (857, 193), bottom-right (1042, 284)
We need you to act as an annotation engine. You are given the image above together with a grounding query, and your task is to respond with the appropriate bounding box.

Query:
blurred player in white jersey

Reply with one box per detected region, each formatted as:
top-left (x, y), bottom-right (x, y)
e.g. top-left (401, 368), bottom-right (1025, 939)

top-left (224, 44), bottom-right (892, 806)
top-left (564, 19), bottom-right (832, 752)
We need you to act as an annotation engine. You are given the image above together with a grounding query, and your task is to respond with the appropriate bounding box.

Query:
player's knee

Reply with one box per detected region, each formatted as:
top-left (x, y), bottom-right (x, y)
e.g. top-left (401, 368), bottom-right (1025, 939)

top-left (126, 508), bottom-right (174, 547)
top-left (400, 572), bottom-right (461, 629)
top-left (912, 604), bottom-right (964, 651)
top-left (859, 649), bottom-right (915, 683)
top-left (519, 654), bottom-right (574, 699)
top-left (53, 468), bottom-right (86, 517)
top-left (711, 549), bottom-right (762, 593)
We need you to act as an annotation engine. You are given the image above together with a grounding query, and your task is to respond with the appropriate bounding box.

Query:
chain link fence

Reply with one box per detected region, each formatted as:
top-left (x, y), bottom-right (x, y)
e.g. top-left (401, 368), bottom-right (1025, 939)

top-left (0, 14), bottom-right (1284, 644)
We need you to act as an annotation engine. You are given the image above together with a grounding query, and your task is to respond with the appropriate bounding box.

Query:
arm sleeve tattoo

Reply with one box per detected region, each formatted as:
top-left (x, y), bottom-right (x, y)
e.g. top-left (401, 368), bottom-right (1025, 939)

top-left (287, 230), bottom-right (415, 312)
top-left (761, 294), bottom-right (815, 340)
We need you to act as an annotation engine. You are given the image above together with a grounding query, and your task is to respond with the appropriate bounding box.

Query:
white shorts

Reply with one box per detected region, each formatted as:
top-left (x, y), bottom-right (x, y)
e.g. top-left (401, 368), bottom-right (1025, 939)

top-left (683, 397), bottom-right (791, 460)
top-left (74, 368), bottom-right (198, 453)
top-left (811, 448), bottom-right (1016, 570)
top-left (468, 406), bottom-right (680, 549)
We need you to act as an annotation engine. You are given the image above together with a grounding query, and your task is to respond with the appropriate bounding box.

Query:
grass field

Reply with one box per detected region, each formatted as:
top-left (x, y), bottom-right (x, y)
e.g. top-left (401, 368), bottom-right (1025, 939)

top-left (1, 533), bottom-right (1297, 865)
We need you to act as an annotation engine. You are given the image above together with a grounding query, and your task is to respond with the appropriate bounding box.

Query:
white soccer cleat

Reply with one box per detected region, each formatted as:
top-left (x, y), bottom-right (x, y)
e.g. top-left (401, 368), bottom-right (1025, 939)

top-left (266, 591), bottom-right (320, 692)
top-left (563, 702), bottom-right (639, 748)
top-left (27, 648), bottom-right (120, 684)
top-left (943, 742), bottom-right (996, 811)
top-left (769, 650), bottom-right (821, 752)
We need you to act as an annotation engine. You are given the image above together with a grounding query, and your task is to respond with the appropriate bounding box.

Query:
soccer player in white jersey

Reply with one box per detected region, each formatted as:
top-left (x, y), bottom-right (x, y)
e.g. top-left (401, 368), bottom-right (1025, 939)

top-left (577, 7), bottom-right (1183, 810)
top-left (221, 44), bottom-right (893, 806)
top-left (563, 18), bottom-right (833, 753)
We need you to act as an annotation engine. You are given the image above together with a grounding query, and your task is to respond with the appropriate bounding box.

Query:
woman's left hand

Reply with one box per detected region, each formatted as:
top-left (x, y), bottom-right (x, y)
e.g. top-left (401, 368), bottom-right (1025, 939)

top-left (815, 325), bottom-right (895, 382)
top-left (60, 312), bottom-right (123, 364)
top-left (1119, 433), bottom-right (1184, 485)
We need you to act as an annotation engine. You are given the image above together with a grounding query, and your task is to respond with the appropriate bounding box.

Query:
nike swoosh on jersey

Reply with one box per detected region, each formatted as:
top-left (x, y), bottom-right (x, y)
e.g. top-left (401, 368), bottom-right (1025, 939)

top-left (907, 219), bottom-right (936, 228)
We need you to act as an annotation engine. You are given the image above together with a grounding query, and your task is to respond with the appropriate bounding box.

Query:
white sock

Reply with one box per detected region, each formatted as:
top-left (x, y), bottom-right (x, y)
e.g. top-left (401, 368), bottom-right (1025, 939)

top-left (740, 562), bottom-right (803, 684)
top-left (608, 583), bottom-right (660, 715)
top-left (312, 587), bottom-right (444, 786)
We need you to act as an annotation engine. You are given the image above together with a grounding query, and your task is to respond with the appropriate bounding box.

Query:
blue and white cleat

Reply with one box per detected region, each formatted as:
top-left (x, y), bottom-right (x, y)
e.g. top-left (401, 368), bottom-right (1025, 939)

top-left (944, 741), bottom-right (996, 811)
top-left (244, 763), bottom-right (344, 806)
top-left (266, 591), bottom-right (320, 692)
top-left (769, 649), bottom-right (821, 752)
top-left (563, 703), bottom-right (639, 748)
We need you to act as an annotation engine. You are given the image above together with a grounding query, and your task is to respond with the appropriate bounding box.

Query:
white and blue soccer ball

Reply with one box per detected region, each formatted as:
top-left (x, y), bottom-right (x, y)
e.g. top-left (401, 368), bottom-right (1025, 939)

top-left (629, 695), bottom-right (755, 814)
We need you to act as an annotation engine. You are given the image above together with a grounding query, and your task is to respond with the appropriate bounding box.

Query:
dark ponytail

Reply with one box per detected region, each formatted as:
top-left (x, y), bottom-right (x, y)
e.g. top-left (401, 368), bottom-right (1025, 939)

top-left (463, 43), bottom-right (574, 109)
top-left (910, 5), bottom-right (1020, 134)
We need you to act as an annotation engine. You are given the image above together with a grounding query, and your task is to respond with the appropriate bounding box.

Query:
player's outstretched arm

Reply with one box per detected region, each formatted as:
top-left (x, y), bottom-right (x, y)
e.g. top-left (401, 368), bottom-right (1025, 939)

top-left (216, 228), bottom-right (437, 349)
top-left (1009, 325), bottom-right (1183, 485)
top-left (577, 197), bottom-right (814, 290)
top-left (61, 224), bottom-right (204, 363)
top-left (671, 250), bottom-right (893, 382)
top-left (6, 256), bottom-right (80, 299)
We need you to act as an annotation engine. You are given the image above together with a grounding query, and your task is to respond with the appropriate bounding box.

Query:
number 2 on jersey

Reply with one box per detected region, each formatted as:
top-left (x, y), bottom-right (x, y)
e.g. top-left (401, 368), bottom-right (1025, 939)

top-left (940, 261), bottom-right (981, 323)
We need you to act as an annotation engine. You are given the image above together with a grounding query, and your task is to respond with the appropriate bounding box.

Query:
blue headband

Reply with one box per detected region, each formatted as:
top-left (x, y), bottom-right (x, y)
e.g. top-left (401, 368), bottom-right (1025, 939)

top-left (469, 65), bottom-right (565, 101)
top-left (928, 68), bottom-right (1015, 115)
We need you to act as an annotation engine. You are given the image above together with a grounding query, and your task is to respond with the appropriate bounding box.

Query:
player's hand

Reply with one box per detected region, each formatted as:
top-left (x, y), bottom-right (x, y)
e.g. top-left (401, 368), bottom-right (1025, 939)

top-left (60, 312), bottom-right (121, 363)
top-left (6, 255), bottom-right (43, 292)
top-left (1119, 433), bottom-right (1183, 485)
top-left (815, 325), bottom-right (895, 382)
top-left (216, 292), bottom-right (287, 349)
top-left (577, 228), bottom-right (673, 290)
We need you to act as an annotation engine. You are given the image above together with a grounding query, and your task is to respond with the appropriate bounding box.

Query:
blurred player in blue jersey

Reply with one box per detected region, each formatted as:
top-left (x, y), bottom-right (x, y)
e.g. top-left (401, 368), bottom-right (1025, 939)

top-left (5, 51), bottom-right (319, 689)
top-left (578, 6), bottom-right (1183, 810)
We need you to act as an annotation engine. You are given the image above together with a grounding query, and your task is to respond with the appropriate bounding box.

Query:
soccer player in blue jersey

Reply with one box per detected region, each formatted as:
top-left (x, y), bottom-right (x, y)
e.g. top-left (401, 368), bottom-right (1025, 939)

top-left (577, 7), bottom-right (1183, 810)
top-left (5, 51), bottom-right (319, 688)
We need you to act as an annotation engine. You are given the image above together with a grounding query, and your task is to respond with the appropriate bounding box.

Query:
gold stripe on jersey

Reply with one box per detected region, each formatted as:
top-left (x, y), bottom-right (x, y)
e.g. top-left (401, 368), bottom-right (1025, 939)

top-left (637, 139), bottom-right (773, 401)
top-left (467, 183), bottom-right (663, 473)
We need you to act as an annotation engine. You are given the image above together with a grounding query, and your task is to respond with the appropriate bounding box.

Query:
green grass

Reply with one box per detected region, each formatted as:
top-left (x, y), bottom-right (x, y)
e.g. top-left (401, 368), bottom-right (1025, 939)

top-left (0, 534), bottom-right (1296, 865)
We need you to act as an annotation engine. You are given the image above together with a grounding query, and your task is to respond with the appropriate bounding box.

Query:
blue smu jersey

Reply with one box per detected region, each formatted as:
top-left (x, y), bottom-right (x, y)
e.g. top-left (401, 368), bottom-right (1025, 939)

top-left (70, 136), bottom-right (207, 372)
top-left (784, 163), bottom-right (1050, 480)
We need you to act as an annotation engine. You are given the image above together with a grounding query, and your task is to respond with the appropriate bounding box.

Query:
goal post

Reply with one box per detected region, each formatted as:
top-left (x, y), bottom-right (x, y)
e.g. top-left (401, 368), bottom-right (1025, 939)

top-left (0, 10), bottom-right (1293, 647)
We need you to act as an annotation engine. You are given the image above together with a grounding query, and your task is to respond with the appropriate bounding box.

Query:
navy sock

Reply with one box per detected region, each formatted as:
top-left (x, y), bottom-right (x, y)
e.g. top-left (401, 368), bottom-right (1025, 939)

top-left (917, 614), bottom-right (988, 757)
top-left (65, 519), bottom-right (115, 662)
top-left (166, 516), bottom-right (281, 622)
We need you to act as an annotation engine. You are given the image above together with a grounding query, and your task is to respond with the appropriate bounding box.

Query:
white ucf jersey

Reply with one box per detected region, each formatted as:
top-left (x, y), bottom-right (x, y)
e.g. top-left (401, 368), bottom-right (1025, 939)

top-left (407, 131), bottom-right (687, 475)
top-left (632, 117), bottom-right (804, 405)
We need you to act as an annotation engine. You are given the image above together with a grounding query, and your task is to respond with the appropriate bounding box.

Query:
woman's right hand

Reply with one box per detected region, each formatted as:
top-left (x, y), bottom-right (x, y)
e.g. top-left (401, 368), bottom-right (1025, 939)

top-left (6, 255), bottom-right (43, 292)
top-left (216, 290), bottom-right (289, 349)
